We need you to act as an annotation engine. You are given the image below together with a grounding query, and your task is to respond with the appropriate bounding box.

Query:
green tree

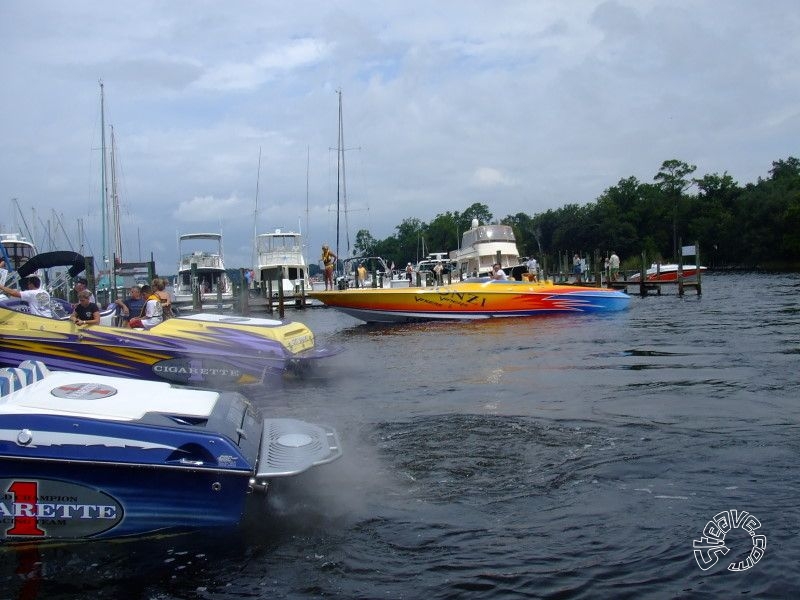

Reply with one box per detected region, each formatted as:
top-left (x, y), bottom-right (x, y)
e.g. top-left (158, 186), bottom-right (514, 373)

top-left (459, 203), bottom-right (493, 233)
top-left (394, 218), bottom-right (426, 263)
top-left (426, 212), bottom-right (460, 255)
top-left (654, 159), bottom-right (697, 260)
top-left (353, 229), bottom-right (377, 257)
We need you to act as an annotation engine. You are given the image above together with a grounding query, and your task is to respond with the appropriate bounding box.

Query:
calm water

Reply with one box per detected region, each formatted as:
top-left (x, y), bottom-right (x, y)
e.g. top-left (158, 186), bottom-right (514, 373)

top-left (3, 273), bottom-right (800, 599)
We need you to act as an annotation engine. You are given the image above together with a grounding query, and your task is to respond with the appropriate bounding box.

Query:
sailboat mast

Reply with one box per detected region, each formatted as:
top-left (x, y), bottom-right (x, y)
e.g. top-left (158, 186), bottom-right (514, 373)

top-left (99, 79), bottom-right (109, 273)
top-left (305, 144), bottom-right (310, 267)
top-left (110, 125), bottom-right (122, 263)
top-left (336, 89), bottom-right (342, 266)
top-left (252, 146), bottom-right (262, 270)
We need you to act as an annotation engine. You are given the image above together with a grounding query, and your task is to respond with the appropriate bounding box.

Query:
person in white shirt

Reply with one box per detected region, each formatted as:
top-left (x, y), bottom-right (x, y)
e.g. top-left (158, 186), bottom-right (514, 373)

top-left (491, 263), bottom-right (508, 280)
top-left (609, 252), bottom-right (620, 281)
top-left (525, 257), bottom-right (539, 281)
top-left (127, 284), bottom-right (163, 329)
top-left (0, 275), bottom-right (54, 317)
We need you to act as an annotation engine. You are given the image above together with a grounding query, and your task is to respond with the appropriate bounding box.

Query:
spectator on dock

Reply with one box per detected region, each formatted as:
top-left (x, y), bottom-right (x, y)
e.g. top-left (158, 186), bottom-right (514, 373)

top-left (525, 256), bottom-right (539, 282)
top-left (609, 251), bottom-right (620, 281)
top-left (573, 254), bottom-right (582, 283)
top-left (433, 261), bottom-right (443, 284)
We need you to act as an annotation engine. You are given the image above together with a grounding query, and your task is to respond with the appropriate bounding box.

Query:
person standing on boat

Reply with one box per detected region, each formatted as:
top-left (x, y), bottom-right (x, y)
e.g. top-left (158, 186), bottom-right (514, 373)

top-left (321, 245), bottom-right (337, 291)
top-left (491, 263), bottom-right (508, 280)
top-left (573, 254), bottom-right (582, 283)
top-left (70, 289), bottom-right (100, 326)
top-left (0, 275), bottom-right (54, 318)
top-left (405, 262), bottom-right (414, 286)
top-left (73, 276), bottom-right (96, 305)
top-left (357, 263), bottom-right (367, 288)
top-left (609, 251), bottom-right (620, 282)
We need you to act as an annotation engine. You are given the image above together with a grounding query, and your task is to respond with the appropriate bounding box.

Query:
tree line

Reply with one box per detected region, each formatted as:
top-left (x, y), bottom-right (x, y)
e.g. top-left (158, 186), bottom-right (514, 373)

top-left (344, 156), bottom-right (800, 273)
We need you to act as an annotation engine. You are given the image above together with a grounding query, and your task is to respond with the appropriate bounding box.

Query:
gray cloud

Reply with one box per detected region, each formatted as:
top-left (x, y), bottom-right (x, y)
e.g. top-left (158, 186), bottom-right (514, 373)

top-left (2, 0), bottom-right (798, 271)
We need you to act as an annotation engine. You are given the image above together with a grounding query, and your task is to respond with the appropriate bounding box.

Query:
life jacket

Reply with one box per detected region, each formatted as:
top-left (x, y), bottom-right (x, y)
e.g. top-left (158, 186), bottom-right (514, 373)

top-left (140, 293), bottom-right (162, 318)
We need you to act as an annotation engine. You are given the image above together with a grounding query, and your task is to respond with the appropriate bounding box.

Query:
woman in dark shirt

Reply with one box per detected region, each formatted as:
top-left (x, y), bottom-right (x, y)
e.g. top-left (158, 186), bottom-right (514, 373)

top-left (70, 289), bottom-right (101, 326)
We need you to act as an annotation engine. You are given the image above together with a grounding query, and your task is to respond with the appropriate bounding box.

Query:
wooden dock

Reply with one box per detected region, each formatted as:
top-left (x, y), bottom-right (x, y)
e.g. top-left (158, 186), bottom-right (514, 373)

top-left (608, 278), bottom-right (701, 297)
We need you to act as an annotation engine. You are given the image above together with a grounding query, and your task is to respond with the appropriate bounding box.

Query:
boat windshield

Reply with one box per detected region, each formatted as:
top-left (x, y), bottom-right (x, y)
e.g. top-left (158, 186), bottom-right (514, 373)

top-left (258, 233), bottom-right (302, 253)
top-left (460, 225), bottom-right (515, 248)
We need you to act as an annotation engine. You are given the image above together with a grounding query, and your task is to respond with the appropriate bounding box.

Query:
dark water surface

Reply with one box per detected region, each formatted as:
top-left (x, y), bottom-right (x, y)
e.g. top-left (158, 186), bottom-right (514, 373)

top-left (3, 273), bottom-right (799, 599)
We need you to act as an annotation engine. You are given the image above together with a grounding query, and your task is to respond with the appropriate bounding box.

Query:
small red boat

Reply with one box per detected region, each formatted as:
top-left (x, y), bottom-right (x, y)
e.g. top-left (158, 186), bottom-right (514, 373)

top-left (629, 263), bottom-right (707, 282)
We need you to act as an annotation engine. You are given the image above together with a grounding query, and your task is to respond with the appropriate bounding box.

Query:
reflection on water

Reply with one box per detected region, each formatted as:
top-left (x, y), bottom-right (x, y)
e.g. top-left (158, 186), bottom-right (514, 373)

top-left (3, 273), bottom-right (800, 598)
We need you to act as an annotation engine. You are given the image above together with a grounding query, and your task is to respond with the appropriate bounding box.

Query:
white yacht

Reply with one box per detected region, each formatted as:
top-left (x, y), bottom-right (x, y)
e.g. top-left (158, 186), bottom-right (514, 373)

top-left (254, 229), bottom-right (312, 302)
top-left (449, 219), bottom-right (520, 278)
top-left (173, 233), bottom-right (233, 311)
top-left (0, 232), bottom-right (37, 272)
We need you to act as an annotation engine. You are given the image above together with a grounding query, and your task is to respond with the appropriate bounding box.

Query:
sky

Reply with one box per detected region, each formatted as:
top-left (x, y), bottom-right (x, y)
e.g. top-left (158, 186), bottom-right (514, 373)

top-left (1, 0), bottom-right (799, 273)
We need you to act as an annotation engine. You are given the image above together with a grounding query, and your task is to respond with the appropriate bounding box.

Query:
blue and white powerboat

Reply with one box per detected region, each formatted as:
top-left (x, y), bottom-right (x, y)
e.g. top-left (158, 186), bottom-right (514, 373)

top-left (0, 360), bottom-right (341, 542)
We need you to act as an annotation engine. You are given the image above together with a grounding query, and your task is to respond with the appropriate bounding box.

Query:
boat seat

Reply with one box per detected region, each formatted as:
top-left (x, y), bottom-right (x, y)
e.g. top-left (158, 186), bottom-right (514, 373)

top-left (0, 368), bottom-right (28, 397)
top-left (18, 360), bottom-right (51, 383)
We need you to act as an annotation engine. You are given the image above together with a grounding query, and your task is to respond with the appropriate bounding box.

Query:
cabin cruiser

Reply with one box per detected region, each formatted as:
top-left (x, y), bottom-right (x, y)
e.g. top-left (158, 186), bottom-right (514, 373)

top-left (449, 219), bottom-right (520, 279)
top-left (254, 229), bottom-right (312, 303)
top-left (173, 233), bottom-right (234, 312)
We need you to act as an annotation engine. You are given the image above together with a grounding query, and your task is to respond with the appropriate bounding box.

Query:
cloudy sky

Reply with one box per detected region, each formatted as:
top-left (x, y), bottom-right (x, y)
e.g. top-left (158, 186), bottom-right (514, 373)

top-left (1, 1), bottom-right (798, 272)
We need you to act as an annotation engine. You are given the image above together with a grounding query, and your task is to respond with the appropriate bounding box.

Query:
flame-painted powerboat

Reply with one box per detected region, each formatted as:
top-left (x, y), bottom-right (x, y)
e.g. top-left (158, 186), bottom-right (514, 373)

top-left (0, 360), bottom-right (341, 542)
top-left (308, 278), bottom-right (631, 323)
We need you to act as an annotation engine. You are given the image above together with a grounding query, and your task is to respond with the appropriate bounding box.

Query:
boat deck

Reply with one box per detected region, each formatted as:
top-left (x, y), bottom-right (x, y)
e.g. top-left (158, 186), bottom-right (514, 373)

top-left (1, 361), bottom-right (218, 421)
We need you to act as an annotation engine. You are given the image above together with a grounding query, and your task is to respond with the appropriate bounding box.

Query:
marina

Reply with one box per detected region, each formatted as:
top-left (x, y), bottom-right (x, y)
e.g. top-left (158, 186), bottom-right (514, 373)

top-left (1, 272), bottom-right (797, 598)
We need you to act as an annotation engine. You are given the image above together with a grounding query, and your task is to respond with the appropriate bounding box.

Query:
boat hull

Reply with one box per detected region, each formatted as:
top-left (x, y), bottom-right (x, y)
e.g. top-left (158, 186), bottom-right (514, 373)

top-left (0, 308), bottom-right (331, 386)
top-left (0, 363), bottom-right (342, 542)
top-left (0, 461), bottom-right (251, 540)
top-left (309, 280), bottom-right (631, 323)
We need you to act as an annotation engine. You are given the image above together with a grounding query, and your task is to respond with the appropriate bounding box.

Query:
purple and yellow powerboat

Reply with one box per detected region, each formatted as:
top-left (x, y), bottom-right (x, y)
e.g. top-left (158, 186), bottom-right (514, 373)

top-left (1, 251), bottom-right (337, 387)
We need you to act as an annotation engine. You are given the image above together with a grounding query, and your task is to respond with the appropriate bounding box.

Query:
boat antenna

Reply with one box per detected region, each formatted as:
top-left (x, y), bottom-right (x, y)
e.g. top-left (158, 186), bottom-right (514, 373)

top-left (11, 198), bottom-right (36, 249)
top-left (305, 144), bottom-right (310, 267)
top-left (252, 146), bottom-right (262, 269)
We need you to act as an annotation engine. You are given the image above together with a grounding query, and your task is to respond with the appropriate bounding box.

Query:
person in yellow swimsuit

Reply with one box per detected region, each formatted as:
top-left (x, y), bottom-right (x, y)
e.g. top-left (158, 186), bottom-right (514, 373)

top-left (322, 245), bottom-right (337, 290)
